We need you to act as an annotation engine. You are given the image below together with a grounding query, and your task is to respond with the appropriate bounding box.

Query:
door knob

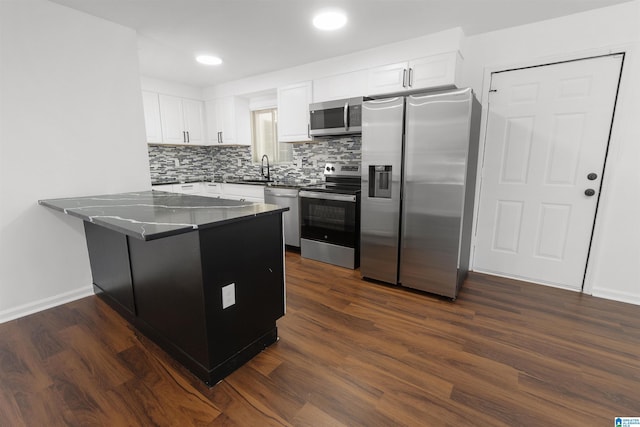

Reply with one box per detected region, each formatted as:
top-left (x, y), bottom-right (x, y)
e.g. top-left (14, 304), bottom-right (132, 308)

top-left (587, 173), bottom-right (597, 180)
top-left (584, 189), bottom-right (596, 196)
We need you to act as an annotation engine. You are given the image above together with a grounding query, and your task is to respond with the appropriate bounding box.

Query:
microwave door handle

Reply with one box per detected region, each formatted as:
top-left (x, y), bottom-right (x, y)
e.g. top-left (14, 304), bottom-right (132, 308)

top-left (344, 101), bottom-right (349, 131)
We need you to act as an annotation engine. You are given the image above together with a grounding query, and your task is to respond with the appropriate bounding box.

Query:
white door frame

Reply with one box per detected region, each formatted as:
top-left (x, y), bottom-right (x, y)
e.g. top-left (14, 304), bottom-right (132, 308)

top-left (470, 44), bottom-right (634, 295)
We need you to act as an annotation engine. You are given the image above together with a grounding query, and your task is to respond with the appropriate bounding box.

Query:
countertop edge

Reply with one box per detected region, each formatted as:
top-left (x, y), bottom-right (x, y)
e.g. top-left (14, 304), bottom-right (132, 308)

top-left (39, 194), bottom-right (289, 241)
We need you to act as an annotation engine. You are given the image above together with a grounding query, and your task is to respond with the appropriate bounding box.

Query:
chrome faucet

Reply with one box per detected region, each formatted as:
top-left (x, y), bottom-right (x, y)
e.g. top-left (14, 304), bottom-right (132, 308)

top-left (261, 154), bottom-right (271, 181)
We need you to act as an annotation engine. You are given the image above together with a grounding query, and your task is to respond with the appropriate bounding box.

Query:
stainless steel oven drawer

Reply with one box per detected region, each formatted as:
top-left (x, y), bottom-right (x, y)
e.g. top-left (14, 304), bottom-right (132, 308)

top-left (301, 238), bottom-right (356, 269)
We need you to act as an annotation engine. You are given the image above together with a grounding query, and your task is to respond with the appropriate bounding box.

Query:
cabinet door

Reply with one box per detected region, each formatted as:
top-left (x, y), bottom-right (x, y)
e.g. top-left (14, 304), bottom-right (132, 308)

top-left (201, 182), bottom-right (223, 196)
top-left (159, 95), bottom-right (187, 144)
top-left (152, 184), bottom-right (176, 192)
top-left (407, 52), bottom-right (460, 90)
top-left (142, 91), bottom-right (163, 143)
top-left (217, 97), bottom-right (237, 145)
top-left (367, 62), bottom-right (408, 95)
top-left (277, 81), bottom-right (312, 142)
top-left (223, 184), bottom-right (265, 202)
top-left (313, 70), bottom-right (368, 103)
top-left (174, 182), bottom-right (202, 194)
top-left (206, 97), bottom-right (251, 146)
top-left (204, 100), bottom-right (218, 145)
top-left (233, 96), bottom-right (251, 146)
top-left (182, 99), bottom-right (204, 144)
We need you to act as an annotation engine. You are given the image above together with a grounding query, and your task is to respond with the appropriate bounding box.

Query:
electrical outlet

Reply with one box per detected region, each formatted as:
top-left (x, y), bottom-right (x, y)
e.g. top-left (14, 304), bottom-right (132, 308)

top-left (174, 158), bottom-right (180, 167)
top-left (237, 158), bottom-right (242, 166)
top-left (222, 283), bottom-right (236, 309)
top-left (295, 159), bottom-right (302, 168)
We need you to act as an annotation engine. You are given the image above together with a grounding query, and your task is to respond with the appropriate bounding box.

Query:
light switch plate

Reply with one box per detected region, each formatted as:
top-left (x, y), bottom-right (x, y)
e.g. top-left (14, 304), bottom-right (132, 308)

top-left (222, 283), bottom-right (236, 309)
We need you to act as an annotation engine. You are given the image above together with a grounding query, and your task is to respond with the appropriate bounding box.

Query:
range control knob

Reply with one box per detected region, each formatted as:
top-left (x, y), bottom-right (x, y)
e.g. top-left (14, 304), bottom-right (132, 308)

top-left (584, 189), bottom-right (596, 197)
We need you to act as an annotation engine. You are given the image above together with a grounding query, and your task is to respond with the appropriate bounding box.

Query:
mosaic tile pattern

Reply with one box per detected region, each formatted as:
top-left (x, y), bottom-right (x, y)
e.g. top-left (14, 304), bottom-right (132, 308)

top-left (148, 144), bottom-right (214, 183)
top-left (211, 136), bottom-right (361, 184)
top-left (148, 136), bottom-right (361, 184)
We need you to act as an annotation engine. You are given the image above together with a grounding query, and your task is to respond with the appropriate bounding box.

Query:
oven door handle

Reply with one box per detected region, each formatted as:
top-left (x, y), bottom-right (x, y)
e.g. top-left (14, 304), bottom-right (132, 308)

top-left (299, 191), bottom-right (356, 202)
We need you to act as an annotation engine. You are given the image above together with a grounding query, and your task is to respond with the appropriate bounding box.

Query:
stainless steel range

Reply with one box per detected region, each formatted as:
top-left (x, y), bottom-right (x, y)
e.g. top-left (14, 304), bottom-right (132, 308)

top-left (299, 163), bottom-right (361, 269)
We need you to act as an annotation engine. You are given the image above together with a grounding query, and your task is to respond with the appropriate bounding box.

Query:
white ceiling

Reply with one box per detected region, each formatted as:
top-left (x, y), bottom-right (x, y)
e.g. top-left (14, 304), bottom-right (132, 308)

top-left (50, 0), bottom-right (631, 89)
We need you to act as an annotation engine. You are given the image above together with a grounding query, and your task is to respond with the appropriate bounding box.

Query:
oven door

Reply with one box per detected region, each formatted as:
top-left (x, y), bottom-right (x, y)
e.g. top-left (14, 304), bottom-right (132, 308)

top-left (299, 191), bottom-right (357, 248)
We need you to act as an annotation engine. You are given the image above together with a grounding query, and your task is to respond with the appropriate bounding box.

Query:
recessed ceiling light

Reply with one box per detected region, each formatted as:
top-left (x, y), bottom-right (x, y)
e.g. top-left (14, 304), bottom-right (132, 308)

top-left (195, 55), bottom-right (222, 66)
top-left (313, 10), bottom-right (347, 31)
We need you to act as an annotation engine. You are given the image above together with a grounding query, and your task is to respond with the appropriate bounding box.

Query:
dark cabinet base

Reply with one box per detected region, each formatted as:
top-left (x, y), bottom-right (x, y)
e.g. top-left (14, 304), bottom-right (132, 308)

top-left (85, 213), bottom-right (285, 386)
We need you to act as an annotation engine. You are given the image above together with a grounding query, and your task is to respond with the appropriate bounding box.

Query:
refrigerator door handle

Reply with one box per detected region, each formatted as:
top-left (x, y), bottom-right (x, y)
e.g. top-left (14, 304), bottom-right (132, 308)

top-left (344, 101), bottom-right (349, 130)
top-left (408, 68), bottom-right (413, 87)
top-left (402, 69), bottom-right (407, 88)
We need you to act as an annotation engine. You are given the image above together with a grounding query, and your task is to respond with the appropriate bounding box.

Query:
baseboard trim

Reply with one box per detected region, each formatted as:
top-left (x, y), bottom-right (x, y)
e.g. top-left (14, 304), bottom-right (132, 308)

top-left (591, 288), bottom-right (640, 306)
top-left (0, 285), bottom-right (94, 324)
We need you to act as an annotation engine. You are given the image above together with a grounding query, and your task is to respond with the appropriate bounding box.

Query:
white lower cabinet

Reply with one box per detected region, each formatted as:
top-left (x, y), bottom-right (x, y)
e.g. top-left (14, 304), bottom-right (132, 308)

top-left (199, 182), bottom-right (223, 197)
top-left (222, 184), bottom-right (265, 203)
top-left (152, 182), bottom-right (264, 203)
top-left (173, 182), bottom-right (202, 194)
top-left (152, 184), bottom-right (175, 192)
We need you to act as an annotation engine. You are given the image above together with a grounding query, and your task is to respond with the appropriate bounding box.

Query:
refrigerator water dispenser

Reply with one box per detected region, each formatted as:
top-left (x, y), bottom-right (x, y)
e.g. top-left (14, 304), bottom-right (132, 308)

top-left (369, 165), bottom-right (392, 198)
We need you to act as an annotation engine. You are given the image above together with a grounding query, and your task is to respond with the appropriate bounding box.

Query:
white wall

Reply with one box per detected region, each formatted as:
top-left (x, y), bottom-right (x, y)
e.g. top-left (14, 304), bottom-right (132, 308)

top-left (0, 0), bottom-right (151, 322)
top-left (461, 1), bottom-right (640, 304)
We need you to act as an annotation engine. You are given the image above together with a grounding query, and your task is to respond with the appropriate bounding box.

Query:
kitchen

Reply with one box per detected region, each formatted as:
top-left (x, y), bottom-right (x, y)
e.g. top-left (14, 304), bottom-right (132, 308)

top-left (2, 0), bottom-right (640, 424)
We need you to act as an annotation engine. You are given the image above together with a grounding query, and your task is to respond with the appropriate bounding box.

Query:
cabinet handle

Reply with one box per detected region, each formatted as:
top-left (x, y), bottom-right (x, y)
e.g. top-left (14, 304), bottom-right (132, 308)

top-left (402, 69), bottom-right (407, 88)
top-left (307, 123), bottom-right (310, 139)
top-left (408, 68), bottom-right (413, 87)
top-left (186, 131), bottom-right (190, 143)
top-left (220, 131), bottom-right (223, 144)
top-left (182, 131), bottom-right (186, 142)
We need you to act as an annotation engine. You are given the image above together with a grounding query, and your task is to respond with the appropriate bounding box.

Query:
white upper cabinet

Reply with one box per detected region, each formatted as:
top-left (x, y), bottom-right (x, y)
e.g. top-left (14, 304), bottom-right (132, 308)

top-left (181, 99), bottom-right (204, 144)
top-left (277, 81), bottom-right (312, 142)
top-left (205, 96), bottom-right (251, 146)
top-left (158, 95), bottom-right (184, 144)
top-left (367, 51), bottom-right (462, 95)
top-left (158, 94), bottom-right (205, 145)
top-left (312, 70), bottom-right (368, 103)
top-left (142, 91), bottom-right (163, 143)
top-left (367, 62), bottom-right (409, 94)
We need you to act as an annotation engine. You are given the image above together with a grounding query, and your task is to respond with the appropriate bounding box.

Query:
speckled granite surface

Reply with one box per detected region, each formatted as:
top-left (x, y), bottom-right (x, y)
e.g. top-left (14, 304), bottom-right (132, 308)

top-left (39, 191), bottom-right (287, 241)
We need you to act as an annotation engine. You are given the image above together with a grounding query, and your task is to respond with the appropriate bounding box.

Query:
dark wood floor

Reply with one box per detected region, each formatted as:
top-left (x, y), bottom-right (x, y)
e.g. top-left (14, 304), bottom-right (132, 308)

top-left (1, 252), bottom-right (639, 426)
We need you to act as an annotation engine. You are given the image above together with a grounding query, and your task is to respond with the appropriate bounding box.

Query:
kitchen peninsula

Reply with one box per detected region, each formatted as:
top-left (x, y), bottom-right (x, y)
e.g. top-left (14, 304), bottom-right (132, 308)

top-left (39, 191), bottom-right (287, 385)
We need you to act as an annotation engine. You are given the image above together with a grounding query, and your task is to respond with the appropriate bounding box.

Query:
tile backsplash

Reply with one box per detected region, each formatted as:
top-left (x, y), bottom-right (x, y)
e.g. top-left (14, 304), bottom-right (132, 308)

top-left (148, 144), bottom-right (214, 183)
top-left (148, 136), bottom-right (361, 184)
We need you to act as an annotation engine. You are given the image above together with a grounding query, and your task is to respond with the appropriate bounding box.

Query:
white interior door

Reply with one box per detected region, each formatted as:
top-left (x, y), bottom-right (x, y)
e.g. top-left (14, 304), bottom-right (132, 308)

top-left (473, 54), bottom-right (622, 290)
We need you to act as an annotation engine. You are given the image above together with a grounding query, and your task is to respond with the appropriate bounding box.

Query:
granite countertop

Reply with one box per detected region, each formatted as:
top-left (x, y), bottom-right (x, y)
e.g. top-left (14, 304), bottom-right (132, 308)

top-left (151, 179), bottom-right (310, 189)
top-left (39, 191), bottom-right (288, 241)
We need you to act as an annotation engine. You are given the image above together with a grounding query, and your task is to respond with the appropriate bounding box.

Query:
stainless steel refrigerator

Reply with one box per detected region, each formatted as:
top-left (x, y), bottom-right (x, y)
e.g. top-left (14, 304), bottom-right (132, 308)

top-left (360, 88), bottom-right (481, 299)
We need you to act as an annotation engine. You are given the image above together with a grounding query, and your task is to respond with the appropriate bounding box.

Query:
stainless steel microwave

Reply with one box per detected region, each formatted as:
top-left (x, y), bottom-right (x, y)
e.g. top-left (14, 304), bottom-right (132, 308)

top-left (309, 97), bottom-right (363, 137)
